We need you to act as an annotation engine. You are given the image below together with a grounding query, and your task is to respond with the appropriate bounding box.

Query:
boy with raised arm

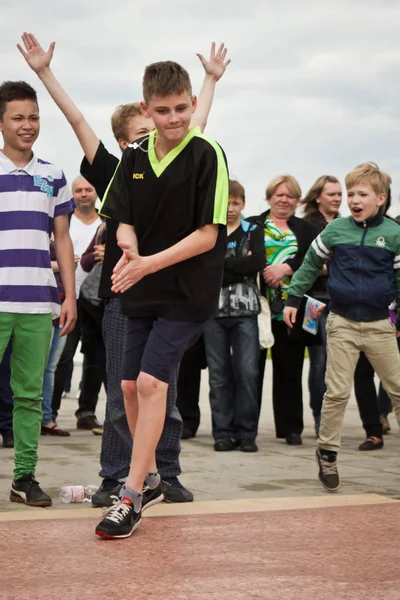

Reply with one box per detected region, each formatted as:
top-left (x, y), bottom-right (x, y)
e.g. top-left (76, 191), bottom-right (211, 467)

top-left (284, 163), bottom-right (400, 492)
top-left (0, 81), bottom-right (76, 507)
top-left (19, 32), bottom-right (230, 507)
top-left (96, 59), bottom-right (228, 539)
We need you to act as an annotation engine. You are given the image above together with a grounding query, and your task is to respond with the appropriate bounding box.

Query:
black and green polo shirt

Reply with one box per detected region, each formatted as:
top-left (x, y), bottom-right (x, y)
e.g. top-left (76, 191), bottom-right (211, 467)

top-left (100, 126), bottom-right (229, 321)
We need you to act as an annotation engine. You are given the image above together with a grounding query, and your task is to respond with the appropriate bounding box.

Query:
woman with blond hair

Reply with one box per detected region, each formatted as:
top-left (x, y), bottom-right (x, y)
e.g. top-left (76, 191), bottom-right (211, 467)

top-left (249, 176), bottom-right (317, 445)
top-left (301, 176), bottom-right (342, 435)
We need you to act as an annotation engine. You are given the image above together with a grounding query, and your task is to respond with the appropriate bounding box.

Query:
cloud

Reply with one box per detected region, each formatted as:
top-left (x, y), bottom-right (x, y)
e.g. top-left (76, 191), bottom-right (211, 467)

top-left (1, 0), bottom-right (400, 216)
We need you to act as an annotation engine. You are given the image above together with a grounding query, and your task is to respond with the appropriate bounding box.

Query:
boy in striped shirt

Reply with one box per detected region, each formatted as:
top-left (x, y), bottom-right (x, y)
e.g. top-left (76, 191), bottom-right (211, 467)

top-left (0, 80), bottom-right (76, 506)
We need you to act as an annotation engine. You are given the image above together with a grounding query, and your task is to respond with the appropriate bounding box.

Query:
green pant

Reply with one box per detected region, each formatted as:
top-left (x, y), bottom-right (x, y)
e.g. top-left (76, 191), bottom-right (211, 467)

top-left (0, 313), bottom-right (53, 479)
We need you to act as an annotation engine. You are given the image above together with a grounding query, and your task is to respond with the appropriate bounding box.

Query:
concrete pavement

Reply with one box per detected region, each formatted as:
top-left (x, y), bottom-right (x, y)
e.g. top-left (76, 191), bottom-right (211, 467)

top-left (1, 359), bottom-right (400, 512)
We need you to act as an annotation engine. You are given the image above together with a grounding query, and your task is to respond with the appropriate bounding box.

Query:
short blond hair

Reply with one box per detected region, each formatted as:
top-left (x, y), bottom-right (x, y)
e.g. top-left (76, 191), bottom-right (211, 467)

top-left (345, 162), bottom-right (391, 196)
top-left (111, 103), bottom-right (142, 142)
top-left (266, 175), bottom-right (301, 201)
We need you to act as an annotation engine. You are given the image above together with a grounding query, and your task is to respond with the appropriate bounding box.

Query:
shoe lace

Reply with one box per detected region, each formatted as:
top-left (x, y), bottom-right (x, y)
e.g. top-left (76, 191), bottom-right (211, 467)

top-left (102, 501), bottom-right (131, 523)
top-left (23, 475), bottom-right (40, 490)
top-left (320, 456), bottom-right (337, 476)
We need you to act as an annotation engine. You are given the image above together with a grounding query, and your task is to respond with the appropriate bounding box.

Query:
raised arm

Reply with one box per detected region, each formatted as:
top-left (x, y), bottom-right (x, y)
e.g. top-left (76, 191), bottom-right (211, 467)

top-left (191, 42), bottom-right (231, 133)
top-left (17, 32), bottom-right (99, 164)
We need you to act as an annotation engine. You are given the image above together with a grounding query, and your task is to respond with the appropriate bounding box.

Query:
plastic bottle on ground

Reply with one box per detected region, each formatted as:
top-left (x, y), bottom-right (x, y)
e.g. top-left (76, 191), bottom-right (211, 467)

top-left (59, 484), bottom-right (99, 503)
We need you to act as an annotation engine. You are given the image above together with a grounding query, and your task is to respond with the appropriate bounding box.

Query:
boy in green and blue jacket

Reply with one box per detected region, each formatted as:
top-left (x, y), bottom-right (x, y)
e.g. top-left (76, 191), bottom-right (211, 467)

top-left (284, 163), bottom-right (400, 492)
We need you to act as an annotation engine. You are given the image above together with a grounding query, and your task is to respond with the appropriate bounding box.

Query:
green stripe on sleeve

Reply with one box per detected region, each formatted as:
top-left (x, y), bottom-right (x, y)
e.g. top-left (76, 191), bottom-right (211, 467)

top-left (194, 132), bottom-right (229, 225)
top-left (98, 160), bottom-right (121, 218)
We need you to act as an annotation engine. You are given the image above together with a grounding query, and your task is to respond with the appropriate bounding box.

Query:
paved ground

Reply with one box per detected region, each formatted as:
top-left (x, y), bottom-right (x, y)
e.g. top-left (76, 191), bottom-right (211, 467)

top-left (1, 358), bottom-right (399, 511)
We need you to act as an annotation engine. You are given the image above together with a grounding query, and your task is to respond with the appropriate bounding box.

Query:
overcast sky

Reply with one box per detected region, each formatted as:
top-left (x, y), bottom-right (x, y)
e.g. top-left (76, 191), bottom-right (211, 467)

top-left (2, 0), bottom-right (400, 216)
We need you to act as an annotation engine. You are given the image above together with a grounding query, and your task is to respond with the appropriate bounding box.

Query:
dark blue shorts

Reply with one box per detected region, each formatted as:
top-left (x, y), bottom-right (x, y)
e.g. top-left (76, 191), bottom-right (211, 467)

top-left (122, 317), bottom-right (206, 383)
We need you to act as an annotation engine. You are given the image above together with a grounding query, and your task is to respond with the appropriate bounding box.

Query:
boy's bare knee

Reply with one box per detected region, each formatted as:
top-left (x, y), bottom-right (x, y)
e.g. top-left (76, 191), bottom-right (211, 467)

top-left (121, 379), bottom-right (137, 400)
top-left (137, 372), bottom-right (166, 398)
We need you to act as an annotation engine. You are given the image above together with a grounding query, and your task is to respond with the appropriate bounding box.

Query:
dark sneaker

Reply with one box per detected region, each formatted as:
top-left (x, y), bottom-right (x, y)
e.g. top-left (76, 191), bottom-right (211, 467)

top-left (95, 500), bottom-right (141, 539)
top-left (142, 481), bottom-right (164, 511)
top-left (77, 415), bottom-right (102, 430)
top-left (358, 437), bottom-right (384, 451)
top-left (161, 477), bottom-right (194, 503)
top-left (239, 440), bottom-right (258, 453)
top-left (316, 449), bottom-right (340, 492)
top-left (214, 437), bottom-right (239, 451)
top-left (181, 426), bottom-right (196, 440)
top-left (380, 415), bottom-right (391, 435)
top-left (91, 478), bottom-right (122, 508)
top-left (10, 474), bottom-right (52, 507)
top-left (286, 433), bottom-right (302, 446)
top-left (2, 432), bottom-right (14, 448)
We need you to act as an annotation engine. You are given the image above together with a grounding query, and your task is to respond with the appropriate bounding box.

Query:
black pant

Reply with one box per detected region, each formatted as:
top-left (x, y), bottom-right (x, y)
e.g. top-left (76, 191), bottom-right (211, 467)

top-left (354, 352), bottom-right (383, 438)
top-left (76, 298), bottom-right (107, 417)
top-left (176, 336), bottom-right (206, 435)
top-left (52, 298), bottom-right (106, 419)
top-left (259, 320), bottom-right (305, 437)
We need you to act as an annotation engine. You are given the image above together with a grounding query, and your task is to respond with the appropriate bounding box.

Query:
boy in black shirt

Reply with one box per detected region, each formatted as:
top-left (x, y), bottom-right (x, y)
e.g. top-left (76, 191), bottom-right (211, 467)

top-left (18, 33), bottom-right (230, 508)
top-left (97, 60), bottom-right (228, 538)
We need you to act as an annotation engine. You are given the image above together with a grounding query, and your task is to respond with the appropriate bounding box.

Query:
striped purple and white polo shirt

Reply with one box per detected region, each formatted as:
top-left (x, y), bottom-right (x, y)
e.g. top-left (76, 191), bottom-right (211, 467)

top-left (0, 151), bottom-right (75, 318)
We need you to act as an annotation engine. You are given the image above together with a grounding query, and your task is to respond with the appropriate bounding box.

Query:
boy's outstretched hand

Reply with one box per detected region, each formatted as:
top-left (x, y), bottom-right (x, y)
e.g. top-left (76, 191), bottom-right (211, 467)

top-left (17, 32), bottom-right (55, 73)
top-left (197, 42), bottom-right (231, 81)
top-left (283, 306), bottom-right (298, 329)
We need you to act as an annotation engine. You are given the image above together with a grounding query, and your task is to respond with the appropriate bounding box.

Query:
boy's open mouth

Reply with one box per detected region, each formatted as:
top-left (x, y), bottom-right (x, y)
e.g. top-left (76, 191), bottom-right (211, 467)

top-left (352, 207), bottom-right (363, 216)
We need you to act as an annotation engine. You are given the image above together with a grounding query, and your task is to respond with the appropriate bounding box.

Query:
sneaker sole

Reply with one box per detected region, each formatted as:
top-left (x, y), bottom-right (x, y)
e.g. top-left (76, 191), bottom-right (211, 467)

top-left (10, 493), bottom-right (52, 507)
top-left (142, 493), bottom-right (164, 512)
top-left (315, 453), bottom-right (340, 492)
top-left (95, 517), bottom-right (142, 540)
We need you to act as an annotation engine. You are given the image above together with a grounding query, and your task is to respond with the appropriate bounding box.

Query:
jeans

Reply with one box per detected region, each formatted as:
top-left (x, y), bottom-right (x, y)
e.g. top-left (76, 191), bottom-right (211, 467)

top-left (0, 340), bottom-right (13, 435)
top-left (42, 325), bottom-right (67, 425)
top-left (52, 308), bottom-right (81, 418)
top-left (308, 305), bottom-right (328, 420)
top-left (204, 316), bottom-right (259, 441)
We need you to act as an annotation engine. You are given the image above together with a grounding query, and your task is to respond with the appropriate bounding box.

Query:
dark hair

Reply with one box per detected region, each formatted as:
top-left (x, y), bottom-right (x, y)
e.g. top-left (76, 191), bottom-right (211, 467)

top-left (229, 179), bottom-right (245, 202)
top-left (142, 61), bottom-right (192, 103)
top-left (0, 81), bottom-right (38, 120)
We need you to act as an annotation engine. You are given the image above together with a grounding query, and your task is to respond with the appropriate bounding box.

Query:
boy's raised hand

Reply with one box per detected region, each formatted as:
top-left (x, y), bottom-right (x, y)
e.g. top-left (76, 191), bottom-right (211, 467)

top-left (197, 42), bottom-right (231, 81)
top-left (17, 32), bottom-right (55, 74)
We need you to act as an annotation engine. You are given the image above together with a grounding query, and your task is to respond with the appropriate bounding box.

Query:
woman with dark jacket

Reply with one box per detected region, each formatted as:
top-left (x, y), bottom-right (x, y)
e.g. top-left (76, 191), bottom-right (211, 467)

top-left (248, 175), bottom-right (317, 445)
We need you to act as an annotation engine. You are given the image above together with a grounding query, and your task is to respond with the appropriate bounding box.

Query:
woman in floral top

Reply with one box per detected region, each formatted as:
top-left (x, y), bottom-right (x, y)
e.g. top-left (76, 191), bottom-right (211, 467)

top-left (248, 176), bottom-right (317, 445)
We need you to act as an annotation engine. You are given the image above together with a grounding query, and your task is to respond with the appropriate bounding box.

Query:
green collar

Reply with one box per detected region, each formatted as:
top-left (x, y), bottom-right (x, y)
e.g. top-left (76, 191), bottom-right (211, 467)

top-left (148, 127), bottom-right (200, 177)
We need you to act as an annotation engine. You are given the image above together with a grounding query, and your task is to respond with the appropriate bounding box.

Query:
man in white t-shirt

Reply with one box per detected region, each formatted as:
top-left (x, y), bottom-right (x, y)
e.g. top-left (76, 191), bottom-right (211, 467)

top-left (52, 176), bottom-right (104, 430)
top-left (69, 176), bottom-right (102, 296)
